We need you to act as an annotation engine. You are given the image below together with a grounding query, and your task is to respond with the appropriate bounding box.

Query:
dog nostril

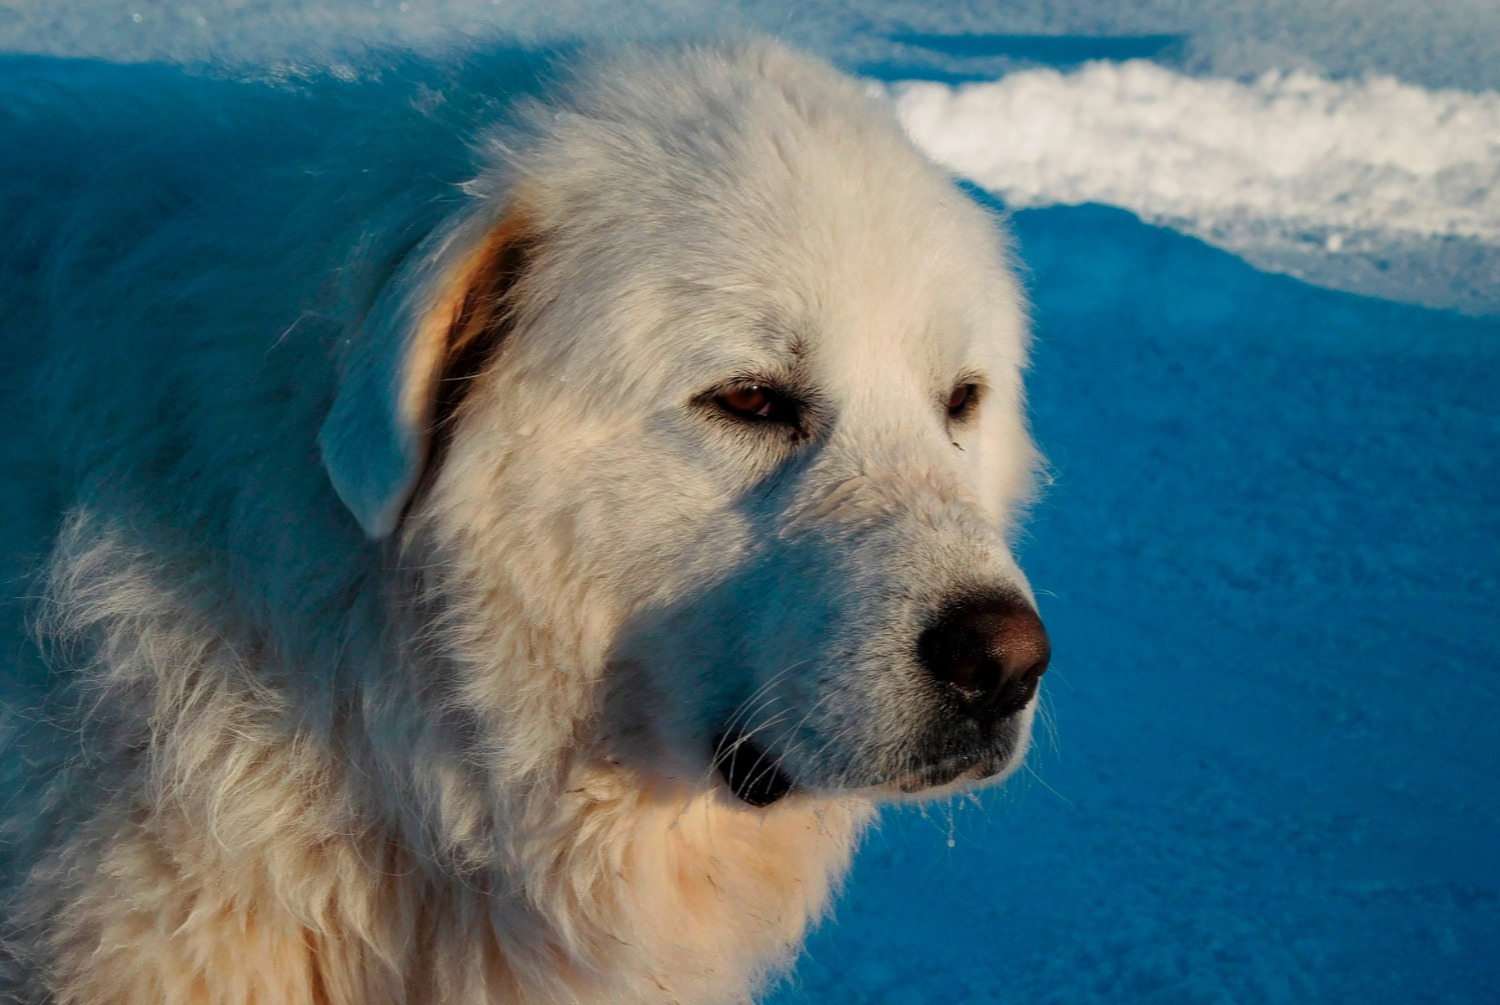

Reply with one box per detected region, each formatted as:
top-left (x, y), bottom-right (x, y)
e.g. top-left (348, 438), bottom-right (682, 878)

top-left (916, 594), bottom-right (1050, 719)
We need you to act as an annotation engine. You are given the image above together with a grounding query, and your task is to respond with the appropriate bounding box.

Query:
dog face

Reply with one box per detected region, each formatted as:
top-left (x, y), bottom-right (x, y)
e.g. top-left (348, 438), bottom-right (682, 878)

top-left (322, 43), bottom-right (1046, 807)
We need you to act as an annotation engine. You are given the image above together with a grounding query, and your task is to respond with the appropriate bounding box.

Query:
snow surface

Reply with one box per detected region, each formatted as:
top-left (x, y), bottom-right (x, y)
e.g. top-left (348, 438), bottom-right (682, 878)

top-left (895, 63), bottom-right (1500, 315)
top-left (2, 2), bottom-right (1498, 1003)
top-left (3, 0), bottom-right (1500, 93)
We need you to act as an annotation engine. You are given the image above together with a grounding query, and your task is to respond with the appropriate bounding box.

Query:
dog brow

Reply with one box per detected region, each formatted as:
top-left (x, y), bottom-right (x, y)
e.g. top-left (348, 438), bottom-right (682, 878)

top-left (732, 330), bottom-right (813, 392)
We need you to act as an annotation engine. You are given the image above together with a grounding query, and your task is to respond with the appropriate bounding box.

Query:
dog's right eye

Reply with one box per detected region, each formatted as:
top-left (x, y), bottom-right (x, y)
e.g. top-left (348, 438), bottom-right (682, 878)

top-left (715, 384), bottom-right (799, 426)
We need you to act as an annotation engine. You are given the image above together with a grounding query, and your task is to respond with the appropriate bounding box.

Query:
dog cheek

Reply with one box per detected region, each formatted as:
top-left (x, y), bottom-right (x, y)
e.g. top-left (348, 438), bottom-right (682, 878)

top-left (581, 448), bottom-right (765, 710)
top-left (590, 461), bottom-right (757, 609)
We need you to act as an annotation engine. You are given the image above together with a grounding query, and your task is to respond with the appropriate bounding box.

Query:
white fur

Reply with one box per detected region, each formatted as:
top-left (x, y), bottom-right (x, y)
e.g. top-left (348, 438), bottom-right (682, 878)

top-left (0, 40), bottom-right (1039, 1004)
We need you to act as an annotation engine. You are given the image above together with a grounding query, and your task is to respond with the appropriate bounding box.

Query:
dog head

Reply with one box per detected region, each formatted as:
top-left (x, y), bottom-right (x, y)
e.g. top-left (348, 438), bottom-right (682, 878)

top-left (319, 41), bottom-right (1046, 809)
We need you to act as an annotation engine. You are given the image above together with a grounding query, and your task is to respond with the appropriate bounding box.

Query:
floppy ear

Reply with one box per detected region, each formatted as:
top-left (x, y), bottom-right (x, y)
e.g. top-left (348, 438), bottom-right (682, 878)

top-left (319, 206), bottom-right (533, 539)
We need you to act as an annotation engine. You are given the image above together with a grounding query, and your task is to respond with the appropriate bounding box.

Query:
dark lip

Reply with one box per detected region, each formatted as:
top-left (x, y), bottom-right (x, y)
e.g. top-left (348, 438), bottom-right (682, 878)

top-left (876, 728), bottom-right (1024, 794)
top-left (891, 751), bottom-right (1000, 793)
top-left (882, 711), bottom-right (1027, 793)
top-left (711, 718), bottom-right (1023, 804)
top-left (712, 731), bottom-right (796, 807)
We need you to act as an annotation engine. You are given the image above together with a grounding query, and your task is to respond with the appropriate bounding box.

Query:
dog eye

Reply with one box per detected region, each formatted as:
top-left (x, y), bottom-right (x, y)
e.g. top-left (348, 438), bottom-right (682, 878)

top-left (717, 384), bottom-right (799, 425)
top-left (947, 382), bottom-right (979, 420)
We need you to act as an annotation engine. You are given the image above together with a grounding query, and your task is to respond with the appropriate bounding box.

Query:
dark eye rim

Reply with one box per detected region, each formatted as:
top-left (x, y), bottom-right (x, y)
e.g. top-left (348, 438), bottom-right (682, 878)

top-left (946, 380), bottom-right (983, 422)
top-left (703, 381), bottom-right (805, 430)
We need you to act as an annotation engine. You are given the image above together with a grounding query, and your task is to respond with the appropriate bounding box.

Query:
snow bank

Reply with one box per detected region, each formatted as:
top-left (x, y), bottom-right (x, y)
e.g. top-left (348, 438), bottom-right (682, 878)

top-left (894, 62), bottom-right (1500, 315)
top-left (5, 1), bottom-right (1500, 95)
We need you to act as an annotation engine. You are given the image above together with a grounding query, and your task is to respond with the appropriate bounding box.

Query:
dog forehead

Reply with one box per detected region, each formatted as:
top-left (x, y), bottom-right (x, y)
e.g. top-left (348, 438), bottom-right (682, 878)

top-left (510, 197), bottom-right (1019, 411)
top-left (637, 276), bottom-right (978, 396)
top-left (507, 42), bottom-right (1025, 395)
top-left (654, 215), bottom-right (1020, 403)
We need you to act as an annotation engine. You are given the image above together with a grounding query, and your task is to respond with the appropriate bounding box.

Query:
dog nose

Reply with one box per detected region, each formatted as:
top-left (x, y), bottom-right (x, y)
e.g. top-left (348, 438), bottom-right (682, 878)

top-left (917, 594), bottom-right (1050, 719)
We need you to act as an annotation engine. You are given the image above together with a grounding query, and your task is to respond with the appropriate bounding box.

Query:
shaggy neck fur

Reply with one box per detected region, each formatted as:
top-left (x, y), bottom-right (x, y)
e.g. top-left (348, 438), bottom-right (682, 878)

top-left (9, 515), bottom-right (869, 1005)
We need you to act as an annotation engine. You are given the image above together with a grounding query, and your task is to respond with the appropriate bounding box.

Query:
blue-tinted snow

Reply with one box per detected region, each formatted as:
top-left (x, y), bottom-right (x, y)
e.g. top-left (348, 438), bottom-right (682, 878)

top-left (2, 0), bottom-right (1498, 93)
top-left (1, 2), bottom-right (1496, 1003)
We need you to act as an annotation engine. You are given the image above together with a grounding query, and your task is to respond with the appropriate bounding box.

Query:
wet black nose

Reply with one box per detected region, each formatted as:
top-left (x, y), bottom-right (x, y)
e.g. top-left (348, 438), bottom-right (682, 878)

top-left (917, 593), bottom-right (1050, 720)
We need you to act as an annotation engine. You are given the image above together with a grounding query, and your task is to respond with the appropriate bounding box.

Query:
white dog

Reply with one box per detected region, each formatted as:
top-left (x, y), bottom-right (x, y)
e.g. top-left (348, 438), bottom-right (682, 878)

top-left (0, 40), bottom-right (1048, 1004)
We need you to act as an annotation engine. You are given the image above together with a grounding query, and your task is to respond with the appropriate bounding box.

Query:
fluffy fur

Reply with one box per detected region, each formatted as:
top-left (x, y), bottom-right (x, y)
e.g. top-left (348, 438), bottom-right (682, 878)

top-left (0, 41), bottom-right (1040, 1004)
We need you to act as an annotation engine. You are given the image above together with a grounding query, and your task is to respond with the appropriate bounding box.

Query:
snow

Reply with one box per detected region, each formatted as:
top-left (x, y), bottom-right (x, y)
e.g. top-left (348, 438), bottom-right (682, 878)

top-left (895, 63), bottom-right (1500, 315)
top-left (2, 1), bottom-right (1497, 1003)
top-left (4, 0), bottom-right (1500, 94)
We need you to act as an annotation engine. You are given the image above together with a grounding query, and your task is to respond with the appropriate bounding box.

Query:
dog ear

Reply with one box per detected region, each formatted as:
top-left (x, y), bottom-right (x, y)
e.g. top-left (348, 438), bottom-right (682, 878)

top-left (319, 207), bottom-right (533, 539)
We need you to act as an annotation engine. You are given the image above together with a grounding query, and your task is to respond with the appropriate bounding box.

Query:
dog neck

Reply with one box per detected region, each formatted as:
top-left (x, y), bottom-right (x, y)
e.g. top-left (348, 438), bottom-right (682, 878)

top-left (19, 512), bottom-right (873, 1004)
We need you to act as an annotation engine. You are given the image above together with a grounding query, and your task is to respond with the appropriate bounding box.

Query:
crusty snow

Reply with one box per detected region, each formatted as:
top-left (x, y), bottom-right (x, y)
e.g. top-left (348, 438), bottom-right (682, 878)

top-left (894, 61), bottom-right (1500, 314)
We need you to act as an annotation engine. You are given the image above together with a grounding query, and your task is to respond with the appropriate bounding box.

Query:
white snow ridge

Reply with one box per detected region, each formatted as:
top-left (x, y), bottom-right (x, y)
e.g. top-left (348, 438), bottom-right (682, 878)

top-left (894, 61), bottom-right (1500, 315)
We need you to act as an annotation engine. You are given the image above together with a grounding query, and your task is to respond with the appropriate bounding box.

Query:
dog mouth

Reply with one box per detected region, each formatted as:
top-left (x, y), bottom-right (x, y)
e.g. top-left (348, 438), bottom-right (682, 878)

top-left (883, 718), bottom-right (1029, 795)
top-left (711, 711), bottom-right (1028, 805)
top-left (713, 731), bottom-right (796, 807)
top-left (889, 750), bottom-right (1005, 794)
